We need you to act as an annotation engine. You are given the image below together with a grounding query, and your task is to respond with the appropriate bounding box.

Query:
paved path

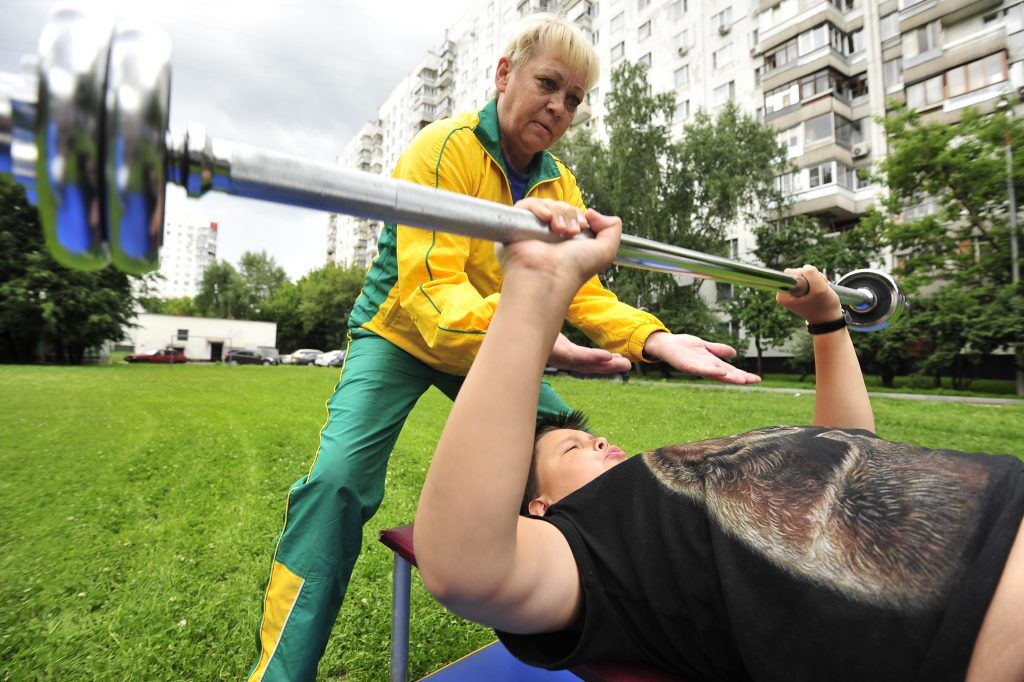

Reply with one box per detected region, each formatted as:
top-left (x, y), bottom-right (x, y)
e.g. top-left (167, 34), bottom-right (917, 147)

top-left (629, 379), bottom-right (1024, 406)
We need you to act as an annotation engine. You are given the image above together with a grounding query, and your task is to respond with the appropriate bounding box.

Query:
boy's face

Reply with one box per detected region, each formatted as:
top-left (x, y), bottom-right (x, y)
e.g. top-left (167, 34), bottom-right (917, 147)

top-left (530, 428), bottom-right (627, 515)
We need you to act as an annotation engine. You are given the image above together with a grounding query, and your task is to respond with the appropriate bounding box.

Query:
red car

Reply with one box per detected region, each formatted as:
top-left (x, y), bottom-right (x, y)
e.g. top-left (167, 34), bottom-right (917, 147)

top-left (125, 348), bottom-right (187, 364)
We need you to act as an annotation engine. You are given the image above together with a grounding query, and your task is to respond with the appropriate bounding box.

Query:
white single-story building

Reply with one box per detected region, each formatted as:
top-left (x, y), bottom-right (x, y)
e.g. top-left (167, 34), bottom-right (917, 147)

top-left (125, 313), bottom-right (277, 362)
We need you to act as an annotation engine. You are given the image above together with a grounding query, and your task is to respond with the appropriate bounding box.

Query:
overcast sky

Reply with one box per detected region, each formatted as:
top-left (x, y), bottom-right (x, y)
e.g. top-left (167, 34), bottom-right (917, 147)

top-left (1, 0), bottom-right (477, 279)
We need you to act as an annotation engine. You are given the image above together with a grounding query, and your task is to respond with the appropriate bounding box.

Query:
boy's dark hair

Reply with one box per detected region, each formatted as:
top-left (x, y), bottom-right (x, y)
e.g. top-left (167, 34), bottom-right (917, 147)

top-left (521, 409), bottom-right (591, 515)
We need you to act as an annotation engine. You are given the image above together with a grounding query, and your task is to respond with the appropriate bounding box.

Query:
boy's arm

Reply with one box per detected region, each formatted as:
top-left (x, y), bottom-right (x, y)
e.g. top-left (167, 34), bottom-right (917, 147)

top-left (776, 266), bottom-right (875, 433)
top-left (414, 209), bottom-right (622, 634)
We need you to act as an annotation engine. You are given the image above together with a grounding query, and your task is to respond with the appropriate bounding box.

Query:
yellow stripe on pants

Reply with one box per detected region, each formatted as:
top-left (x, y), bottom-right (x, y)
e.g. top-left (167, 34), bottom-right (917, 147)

top-left (248, 561), bottom-right (305, 681)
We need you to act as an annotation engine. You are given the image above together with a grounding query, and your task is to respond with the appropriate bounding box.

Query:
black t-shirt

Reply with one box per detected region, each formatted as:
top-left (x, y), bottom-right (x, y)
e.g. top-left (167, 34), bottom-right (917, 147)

top-left (497, 426), bottom-right (1024, 682)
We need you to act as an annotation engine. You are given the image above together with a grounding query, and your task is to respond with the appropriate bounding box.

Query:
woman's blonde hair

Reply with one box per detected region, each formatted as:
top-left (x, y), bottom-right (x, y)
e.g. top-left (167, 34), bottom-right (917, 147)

top-left (501, 13), bottom-right (599, 91)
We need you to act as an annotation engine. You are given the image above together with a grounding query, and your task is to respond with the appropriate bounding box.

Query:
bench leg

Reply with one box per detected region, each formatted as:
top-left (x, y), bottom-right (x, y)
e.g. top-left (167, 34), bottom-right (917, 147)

top-left (390, 554), bottom-right (412, 682)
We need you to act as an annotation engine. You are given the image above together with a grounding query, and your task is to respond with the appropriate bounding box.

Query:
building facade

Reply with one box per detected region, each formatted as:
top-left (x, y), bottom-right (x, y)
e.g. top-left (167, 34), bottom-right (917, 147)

top-left (150, 215), bottom-right (219, 299)
top-left (759, 0), bottom-right (1022, 240)
top-left (126, 313), bottom-right (277, 362)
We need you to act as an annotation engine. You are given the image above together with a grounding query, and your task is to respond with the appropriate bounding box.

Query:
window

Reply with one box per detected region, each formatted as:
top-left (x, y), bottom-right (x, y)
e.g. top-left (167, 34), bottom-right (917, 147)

top-left (176, 329), bottom-right (189, 341)
top-left (835, 162), bottom-right (856, 189)
top-left (637, 0), bottom-right (651, 9)
top-left (716, 282), bottom-right (733, 302)
top-left (775, 171), bottom-right (797, 195)
top-left (672, 0), bottom-right (686, 19)
top-left (674, 65), bottom-right (690, 87)
top-left (638, 52), bottom-right (651, 68)
top-left (804, 113), bottom-right (833, 143)
top-left (611, 41), bottom-right (625, 61)
top-left (883, 58), bottom-right (903, 89)
top-left (903, 21), bottom-right (941, 60)
top-left (778, 124), bottom-right (800, 154)
top-left (713, 44), bottom-right (733, 69)
top-left (835, 116), bottom-right (864, 147)
top-left (905, 74), bottom-right (943, 110)
top-left (765, 38), bottom-right (798, 71)
top-left (611, 11), bottom-right (624, 33)
top-left (808, 161), bottom-right (834, 188)
top-left (799, 69), bottom-right (833, 100)
top-left (764, 82), bottom-right (799, 113)
top-left (675, 99), bottom-right (690, 121)
top-left (675, 29), bottom-right (690, 51)
top-left (847, 28), bottom-right (865, 55)
top-left (713, 81), bottom-right (735, 106)
top-left (713, 6), bottom-right (732, 31)
top-left (638, 21), bottom-right (651, 41)
top-left (946, 53), bottom-right (1006, 97)
top-left (728, 238), bottom-right (739, 259)
top-left (880, 13), bottom-right (899, 41)
top-left (799, 24), bottom-right (829, 55)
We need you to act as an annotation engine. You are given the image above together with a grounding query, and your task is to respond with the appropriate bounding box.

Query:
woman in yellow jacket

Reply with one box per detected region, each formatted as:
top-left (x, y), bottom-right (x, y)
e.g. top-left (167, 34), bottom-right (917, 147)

top-left (248, 13), bottom-right (759, 681)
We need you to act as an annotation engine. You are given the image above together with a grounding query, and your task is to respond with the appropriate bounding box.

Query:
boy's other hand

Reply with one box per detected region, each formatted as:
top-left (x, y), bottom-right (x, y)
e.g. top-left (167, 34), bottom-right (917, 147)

top-left (776, 265), bottom-right (844, 324)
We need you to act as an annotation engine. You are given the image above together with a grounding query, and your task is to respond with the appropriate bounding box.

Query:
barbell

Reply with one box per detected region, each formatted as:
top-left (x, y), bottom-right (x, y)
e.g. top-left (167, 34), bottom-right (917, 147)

top-left (0, 5), bottom-right (906, 332)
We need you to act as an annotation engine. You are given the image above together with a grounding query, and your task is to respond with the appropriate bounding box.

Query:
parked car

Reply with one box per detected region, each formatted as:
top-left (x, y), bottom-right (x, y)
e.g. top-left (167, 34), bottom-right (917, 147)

top-left (257, 347), bottom-right (280, 363)
top-left (125, 348), bottom-right (187, 364)
top-left (284, 348), bottom-right (323, 366)
top-left (314, 350), bottom-right (346, 367)
top-left (224, 349), bottom-right (278, 365)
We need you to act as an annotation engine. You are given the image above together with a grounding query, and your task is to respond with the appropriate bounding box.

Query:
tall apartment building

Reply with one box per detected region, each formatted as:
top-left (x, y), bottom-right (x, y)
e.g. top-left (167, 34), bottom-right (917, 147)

top-left (151, 216), bottom-right (218, 299)
top-left (758, 0), bottom-right (1022, 240)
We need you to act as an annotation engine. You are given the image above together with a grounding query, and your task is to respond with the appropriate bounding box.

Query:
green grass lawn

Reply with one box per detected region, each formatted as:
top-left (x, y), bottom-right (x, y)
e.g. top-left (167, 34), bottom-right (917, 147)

top-left (1, 364), bottom-right (1021, 681)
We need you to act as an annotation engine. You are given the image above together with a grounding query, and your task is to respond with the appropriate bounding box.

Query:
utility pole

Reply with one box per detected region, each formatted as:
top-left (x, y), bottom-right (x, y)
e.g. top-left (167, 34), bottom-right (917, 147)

top-left (1002, 100), bottom-right (1023, 396)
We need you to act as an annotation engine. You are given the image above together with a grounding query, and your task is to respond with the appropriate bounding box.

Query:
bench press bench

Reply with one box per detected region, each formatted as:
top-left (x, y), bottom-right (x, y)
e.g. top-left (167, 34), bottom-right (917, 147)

top-left (379, 524), bottom-right (689, 682)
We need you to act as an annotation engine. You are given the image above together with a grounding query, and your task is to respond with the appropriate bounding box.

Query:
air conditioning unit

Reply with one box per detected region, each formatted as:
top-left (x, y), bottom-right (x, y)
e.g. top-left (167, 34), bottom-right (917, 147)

top-left (677, 45), bottom-right (689, 56)
top-left (851, 143), bottom-right (871, 158)
top-left (749, 45), bottom-right (759, 56)
top-left (718, 24), bottom-right (731, 35)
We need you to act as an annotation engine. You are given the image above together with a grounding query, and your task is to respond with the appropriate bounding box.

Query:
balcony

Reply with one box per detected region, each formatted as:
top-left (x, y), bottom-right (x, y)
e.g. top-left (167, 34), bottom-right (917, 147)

top-left (899, 0), bottom-right (1000, 31)
top-left (903, 25), bottom-right (1006, 84)
top-left (760, 5), bottom-right (841, 49)
top-left (437, 64), bottom-right (453, 87)
top-left (787, 182), bottom-right (872, 221)
top-left (762, 45), bottom-right (855, 92)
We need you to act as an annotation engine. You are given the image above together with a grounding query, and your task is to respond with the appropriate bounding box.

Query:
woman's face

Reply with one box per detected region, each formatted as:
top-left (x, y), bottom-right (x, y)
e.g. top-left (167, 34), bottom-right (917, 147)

top-left (495, 48), bottom-right (586, 173)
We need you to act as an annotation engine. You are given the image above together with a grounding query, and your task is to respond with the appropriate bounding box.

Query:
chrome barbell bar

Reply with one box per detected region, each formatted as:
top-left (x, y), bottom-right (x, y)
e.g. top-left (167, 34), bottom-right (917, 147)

top-left (0, 5), bottom-right (905, 331)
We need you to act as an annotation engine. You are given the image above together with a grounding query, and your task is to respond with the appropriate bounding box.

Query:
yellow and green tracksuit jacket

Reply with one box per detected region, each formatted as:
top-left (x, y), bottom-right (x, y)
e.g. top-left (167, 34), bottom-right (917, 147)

top-left (348, 98), bottom-right (669, 376)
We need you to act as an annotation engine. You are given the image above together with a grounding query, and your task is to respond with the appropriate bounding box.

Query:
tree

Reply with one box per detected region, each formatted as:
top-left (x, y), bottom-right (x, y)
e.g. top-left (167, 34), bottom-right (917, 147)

top-left (262, 263), bottom-right (366, 353)
top-left (239, 250), bottom-right (288, 316)
top-left (294, 264), bottom-right (366, 351)
top-left (0, 177), bottom-right (139, 364)
top-left (869, 103), bottom-right (1024, 391)
top-left (556, 62), bottom-right (792, 344)
top-left (139, 295), bottom-right (199, 317)
top-left (195, 261), bottom-right (251, 319)
top-left (264, 281), bottom-right (303, 352)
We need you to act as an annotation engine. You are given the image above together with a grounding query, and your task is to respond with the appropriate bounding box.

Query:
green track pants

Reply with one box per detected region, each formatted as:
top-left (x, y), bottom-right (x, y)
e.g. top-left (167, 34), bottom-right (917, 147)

top-left (247, 335), bottom-right (571, 681)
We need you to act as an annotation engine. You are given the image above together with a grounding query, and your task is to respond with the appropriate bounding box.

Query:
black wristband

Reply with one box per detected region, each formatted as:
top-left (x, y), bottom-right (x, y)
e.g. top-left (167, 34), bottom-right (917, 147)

top-left (806, 316), bottom-right (848, 335)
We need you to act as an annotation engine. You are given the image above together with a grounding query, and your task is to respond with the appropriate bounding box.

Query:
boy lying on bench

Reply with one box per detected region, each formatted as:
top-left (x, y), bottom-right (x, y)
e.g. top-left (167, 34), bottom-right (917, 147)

top-left (413, 204), bottom-right (1024, 681)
